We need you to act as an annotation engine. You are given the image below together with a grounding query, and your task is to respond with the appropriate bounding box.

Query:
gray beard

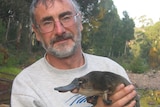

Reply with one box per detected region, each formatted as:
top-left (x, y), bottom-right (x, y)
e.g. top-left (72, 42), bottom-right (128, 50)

top-left (42, 32), bottom-right (81, 58)
top-left (47, 41), bottom-right (78, 58)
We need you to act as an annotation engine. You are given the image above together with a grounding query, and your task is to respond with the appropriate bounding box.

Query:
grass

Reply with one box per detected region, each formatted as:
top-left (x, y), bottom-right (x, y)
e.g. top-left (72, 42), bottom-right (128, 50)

top-left (0, 66), bottom-right (21, 104)
top-left (0, 66), bottom-right (21, 75)
top-left (138, 89), bottom-right (160, 107)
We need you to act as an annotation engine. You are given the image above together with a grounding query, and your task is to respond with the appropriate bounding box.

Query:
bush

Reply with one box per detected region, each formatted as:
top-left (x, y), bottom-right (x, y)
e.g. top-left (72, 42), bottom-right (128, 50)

top-left (113, 56), bottom-right (149, 74)
top-left (129, 57), bottom-right (149, 73)
top-left (112, 56), bottom-right (132, 71)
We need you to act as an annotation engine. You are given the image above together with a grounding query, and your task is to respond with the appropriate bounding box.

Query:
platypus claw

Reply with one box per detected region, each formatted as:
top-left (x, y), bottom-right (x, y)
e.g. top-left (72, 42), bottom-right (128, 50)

top-left (103, 99), bottom-right (112, 105)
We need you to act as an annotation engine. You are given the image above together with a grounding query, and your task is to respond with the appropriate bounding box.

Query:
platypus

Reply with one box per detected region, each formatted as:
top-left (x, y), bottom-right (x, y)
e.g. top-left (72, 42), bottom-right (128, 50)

top-left (54, 71), bottom-right (140, 107)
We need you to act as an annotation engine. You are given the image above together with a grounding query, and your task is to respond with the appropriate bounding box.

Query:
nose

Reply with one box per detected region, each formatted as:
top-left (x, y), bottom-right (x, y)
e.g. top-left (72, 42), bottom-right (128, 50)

top-left (54, 21), bottom-right (65, 35)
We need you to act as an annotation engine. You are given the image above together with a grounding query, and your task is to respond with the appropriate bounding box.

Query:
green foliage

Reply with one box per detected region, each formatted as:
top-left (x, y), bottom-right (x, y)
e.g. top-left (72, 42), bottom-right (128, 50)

top-left (113, 56), bottom-right (149, 73)
top-left (129, 21), bottom-right (160, 69)
top-left (145, 22), bottom-right (160, 48)
top-left (82, 0), bottom-right (135, 57)
top-left (138, 89), bottom-right (160, 107)
top-left (0, 67), bottom-right (21, 75)
top-left (129, 57), bottom-right (148, 73)
top-left (0, 19), bottom-right (6, 43)
top-left (6, 52), bottom-right (28, 66)
top-left (1, 49), bottom-right (33, 66)
top-left (113, 56), bottom-right (132, 70)
top-left (0, 53), bottom-right (3, 64)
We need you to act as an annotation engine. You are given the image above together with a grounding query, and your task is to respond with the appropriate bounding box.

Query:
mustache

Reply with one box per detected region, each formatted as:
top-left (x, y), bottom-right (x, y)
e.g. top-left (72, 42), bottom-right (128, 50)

top-left (50, 33), bottom-right (73, 45)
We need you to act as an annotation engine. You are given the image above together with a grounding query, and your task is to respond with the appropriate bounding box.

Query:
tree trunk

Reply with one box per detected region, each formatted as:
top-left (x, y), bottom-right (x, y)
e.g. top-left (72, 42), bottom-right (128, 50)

top-left (5, 17), bottom-right (11, 41)
top-left (16, 22), bottom-right (22, 49)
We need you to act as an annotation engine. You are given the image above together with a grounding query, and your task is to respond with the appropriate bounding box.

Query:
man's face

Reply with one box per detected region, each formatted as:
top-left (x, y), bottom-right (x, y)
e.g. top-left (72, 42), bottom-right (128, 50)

top-left (33, 0), bottom-right (83, 58)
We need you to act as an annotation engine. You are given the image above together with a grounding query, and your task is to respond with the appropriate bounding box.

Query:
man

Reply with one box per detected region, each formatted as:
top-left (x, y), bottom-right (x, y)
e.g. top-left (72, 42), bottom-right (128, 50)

top-left (11, 0), bottom-right (137, 106)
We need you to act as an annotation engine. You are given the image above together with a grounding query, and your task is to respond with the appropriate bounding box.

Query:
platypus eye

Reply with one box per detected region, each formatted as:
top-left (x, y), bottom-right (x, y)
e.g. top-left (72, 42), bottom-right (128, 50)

top-left (79, 80), bottom-right (83, 84)
top-left (78, 78), bottom-right (87, 85)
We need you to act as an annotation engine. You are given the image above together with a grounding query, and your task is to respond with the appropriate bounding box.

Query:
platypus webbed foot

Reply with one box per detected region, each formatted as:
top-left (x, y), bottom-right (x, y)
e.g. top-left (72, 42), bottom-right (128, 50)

top-left (103, 99), bottom-right (112, 105)
top-left (102, 90), bottom-right (112, 105)
top-left (86, 96), bottom-right (98, 105)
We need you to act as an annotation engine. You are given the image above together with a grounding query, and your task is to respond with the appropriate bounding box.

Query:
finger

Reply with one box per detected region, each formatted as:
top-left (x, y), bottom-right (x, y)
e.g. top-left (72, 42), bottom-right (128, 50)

top-left (94, 97), bottom-right (107, 107)
top-left (95, 94), bottom-right (137, 107)
top-left (124, 100), bottom-right (136, 107)
top-left (114, 84), bottom-right (125, 92)
top-left (110, 85), bottom-right (135, 103)
top-left (112, 90), bottom-right (137, 107)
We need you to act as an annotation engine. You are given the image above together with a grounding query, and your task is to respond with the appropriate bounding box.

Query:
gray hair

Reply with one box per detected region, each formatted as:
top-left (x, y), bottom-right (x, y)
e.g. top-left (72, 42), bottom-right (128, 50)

top-left (30, 0), bottom-right (80, 25)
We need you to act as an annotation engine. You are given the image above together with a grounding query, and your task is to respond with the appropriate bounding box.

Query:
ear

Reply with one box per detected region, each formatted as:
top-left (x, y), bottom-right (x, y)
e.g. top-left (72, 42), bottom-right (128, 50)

top-left (32, 24), bottom-right (41, 41)
top-left (80, 22), bottom-right (83, 31)
top-left (78, 13), bottom-right (83, 31)
top-left (80, 19), bottom-right (83, 31)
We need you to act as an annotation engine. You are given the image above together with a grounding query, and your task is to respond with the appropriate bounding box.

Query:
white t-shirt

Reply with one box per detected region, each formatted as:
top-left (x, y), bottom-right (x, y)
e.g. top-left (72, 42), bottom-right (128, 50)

top-left (11, 53), bottom-right (130, 107)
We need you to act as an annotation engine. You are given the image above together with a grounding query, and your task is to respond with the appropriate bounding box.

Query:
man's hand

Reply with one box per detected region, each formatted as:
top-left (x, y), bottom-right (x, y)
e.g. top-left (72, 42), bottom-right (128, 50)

top-left (95, 84), bottom-right (137, 107)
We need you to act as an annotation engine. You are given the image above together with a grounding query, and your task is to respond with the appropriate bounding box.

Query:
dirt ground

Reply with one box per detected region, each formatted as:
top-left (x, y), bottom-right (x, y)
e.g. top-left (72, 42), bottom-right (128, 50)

top-left (127, 70), bottom-right (160, 90)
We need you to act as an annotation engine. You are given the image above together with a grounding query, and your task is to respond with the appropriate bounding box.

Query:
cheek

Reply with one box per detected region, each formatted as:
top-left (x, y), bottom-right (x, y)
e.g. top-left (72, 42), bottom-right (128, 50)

top-left (37, 34), bottom-right (52, 46)
top-left (68, 24), bottom-right (81, 38)
top-left (42, 36), bottom-right (52, 45)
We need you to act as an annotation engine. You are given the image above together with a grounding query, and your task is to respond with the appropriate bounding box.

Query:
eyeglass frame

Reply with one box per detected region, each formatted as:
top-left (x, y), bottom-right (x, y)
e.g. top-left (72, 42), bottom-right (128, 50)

top-left (35, 12), bottom-right (80, 34)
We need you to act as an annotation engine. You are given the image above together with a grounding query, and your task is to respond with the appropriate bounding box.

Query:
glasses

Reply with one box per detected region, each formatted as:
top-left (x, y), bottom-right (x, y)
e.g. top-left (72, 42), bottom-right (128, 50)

top-left (36, 13), bottom-right (79, 33)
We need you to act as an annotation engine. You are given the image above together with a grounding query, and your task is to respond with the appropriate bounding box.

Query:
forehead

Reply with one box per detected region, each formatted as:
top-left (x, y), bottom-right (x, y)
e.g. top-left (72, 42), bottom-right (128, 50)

top-left (34, 0), bottom-right (75, 22)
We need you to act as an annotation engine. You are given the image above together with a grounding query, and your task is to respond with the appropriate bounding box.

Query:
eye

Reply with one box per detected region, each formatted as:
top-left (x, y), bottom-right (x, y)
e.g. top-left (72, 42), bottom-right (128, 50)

top-left (78, 78), bottom-right (87, 85)
top-left (61, 15), bottom-right (72, 22)
top-left (42, 21), bottom-right (53, 26)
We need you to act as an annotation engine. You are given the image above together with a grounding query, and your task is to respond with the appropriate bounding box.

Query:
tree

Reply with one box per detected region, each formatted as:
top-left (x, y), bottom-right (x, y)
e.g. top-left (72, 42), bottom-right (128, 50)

top-left (81, 0), bottom-right (135, 58)
top-left (118, 11), bottom-right (135, 56)
top-left (137, 15), bottom-right (154, 27)
top-left (0, 0), bottom-right (33, 52)
top-left (82, 0), bottom-right (121, 56)
top-left (145, 22), bottom-right (160, 68)
top-left (129, 21), bottom-right (160, 69)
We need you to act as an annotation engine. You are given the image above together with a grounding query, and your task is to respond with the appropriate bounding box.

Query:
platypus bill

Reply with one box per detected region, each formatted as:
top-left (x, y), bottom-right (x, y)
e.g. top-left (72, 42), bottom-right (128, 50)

top-left (54, 71), bottom-right (140, 107)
